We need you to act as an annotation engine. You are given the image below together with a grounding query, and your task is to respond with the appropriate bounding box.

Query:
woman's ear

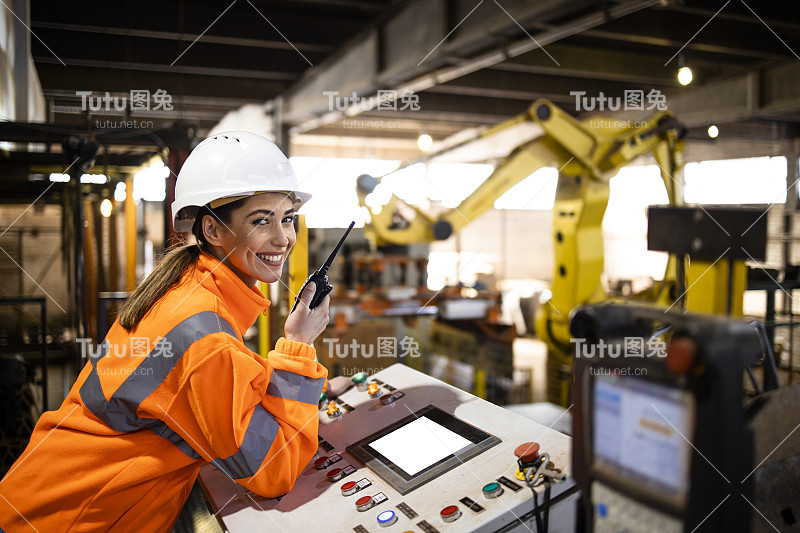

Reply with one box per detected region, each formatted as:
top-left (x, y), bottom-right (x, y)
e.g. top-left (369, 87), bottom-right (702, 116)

top-left (201, 215), bottom-right (225, 247)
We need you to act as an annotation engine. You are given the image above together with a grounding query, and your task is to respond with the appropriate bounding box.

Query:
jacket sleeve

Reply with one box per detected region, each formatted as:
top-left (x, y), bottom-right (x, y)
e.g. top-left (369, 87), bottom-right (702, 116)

top-left (186, 337), bottom-right (327, 497)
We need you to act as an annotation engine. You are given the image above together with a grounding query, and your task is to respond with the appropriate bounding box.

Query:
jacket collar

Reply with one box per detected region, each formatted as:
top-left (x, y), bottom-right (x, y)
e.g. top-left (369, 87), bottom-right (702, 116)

top-left (193, 252), bottom-right (270, 336)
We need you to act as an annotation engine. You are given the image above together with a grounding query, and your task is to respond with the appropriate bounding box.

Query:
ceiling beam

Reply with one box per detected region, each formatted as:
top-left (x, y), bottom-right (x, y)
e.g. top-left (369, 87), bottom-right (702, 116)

top-left (34, 57), bottom-right (299, 81)
top-left (282, 0), bottom-right (661, 134)
top-left (660, 60), bottom-right (800, 127)
top-left (651, 4), bottom-right (800, 35)
top-left (31, 21), bottom-right (332, 53)
top-left (579, 29), bottom-right (789, 61)
top-left (428, 69), bottom-right (670, 104)
top-left (487, 43), bottom-right (735, 86)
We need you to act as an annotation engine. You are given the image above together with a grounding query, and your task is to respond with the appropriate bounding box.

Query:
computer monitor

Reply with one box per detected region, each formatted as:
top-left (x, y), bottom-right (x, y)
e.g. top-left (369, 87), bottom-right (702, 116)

top-left (591, 374), bottom-right (694, 511)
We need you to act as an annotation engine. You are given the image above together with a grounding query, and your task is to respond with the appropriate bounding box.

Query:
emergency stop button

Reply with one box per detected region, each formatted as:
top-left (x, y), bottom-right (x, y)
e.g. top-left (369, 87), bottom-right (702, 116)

top-left (514, 442), bottom-right (540, 464)
top-left (441, 505), bottom-right (462, 523)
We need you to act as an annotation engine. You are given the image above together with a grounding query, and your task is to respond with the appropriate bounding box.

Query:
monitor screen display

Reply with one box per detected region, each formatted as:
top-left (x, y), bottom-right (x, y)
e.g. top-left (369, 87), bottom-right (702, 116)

top-left (367, 416), bottom-right (472, 476)
top-left (593, 374), bottom-right (694, 506)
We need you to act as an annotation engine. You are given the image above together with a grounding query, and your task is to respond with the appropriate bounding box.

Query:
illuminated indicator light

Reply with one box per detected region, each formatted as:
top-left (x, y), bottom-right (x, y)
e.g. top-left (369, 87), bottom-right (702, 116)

top-left (377, 510), bottom-right (397, 527)
top-left (441, 505), bottom-right (461, 523)
top-left (368, 382), bottom-right (380, 395)
top-left (707, 125), bottom-right (719, 139)
top-left (353, 372), bottom-right (369, 391)
top-left (327, 401), bottom-right (340, 416)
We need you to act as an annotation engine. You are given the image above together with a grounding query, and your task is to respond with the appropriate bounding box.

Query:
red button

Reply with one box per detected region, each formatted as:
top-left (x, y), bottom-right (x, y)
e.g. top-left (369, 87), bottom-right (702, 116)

top-left (356, 495), bottom-right (374, 511)
top-left (514, 442), bottom-right (540, 463)
top-left (440, 505), bottom-right (462, 523)
top-left (327, 468), bottom-right (343, 481)
top-left (314, 456), bottom-right (329, 469)
top-left (341, 480), bottom-right (357, 496)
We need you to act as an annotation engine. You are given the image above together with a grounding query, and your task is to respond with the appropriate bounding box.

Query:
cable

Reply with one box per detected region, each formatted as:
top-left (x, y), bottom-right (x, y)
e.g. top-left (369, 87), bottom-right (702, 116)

top-left (521, 452), bottom-right (564, 533)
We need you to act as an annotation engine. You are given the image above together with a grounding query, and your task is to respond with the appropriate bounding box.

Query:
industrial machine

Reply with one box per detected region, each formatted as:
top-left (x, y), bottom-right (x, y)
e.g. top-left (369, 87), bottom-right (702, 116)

top-left (199, 364), bottom-right (577, 532)
top-left (357, 99), bottom-right (688, 406)
top-left (569, 303), bottom-right (761, 533)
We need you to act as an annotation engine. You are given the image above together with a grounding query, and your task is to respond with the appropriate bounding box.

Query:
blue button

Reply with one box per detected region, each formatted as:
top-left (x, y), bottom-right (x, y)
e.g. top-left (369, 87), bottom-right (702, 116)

top-left (377, 510), bottom-right (396, 526)
top-left (597, 503), bottom-right (608, 518)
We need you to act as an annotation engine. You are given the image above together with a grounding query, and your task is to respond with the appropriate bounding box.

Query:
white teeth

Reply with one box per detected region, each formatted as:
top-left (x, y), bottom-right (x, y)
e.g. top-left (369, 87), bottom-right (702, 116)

top-left (257, 253), bottom-right (282, 263)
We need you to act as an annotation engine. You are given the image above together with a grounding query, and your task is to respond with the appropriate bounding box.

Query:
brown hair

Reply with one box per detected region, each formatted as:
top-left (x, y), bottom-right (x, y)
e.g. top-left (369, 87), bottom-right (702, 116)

top-left (118, 200), bottom-right (246, 331)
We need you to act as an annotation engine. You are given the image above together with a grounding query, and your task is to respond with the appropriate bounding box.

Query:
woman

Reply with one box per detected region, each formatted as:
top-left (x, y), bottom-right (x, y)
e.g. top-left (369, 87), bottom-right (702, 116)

top-left (0, 131), bottom-right (346, 532)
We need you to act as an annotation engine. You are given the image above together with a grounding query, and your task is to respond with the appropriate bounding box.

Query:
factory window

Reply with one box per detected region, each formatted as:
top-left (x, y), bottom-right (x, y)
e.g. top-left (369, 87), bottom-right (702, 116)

top-left (289, 157), bottom-right (494, 228)
top-left (684, 156), bottom-right (788, 205)
top-left (494, 167), bottom-right (558, 210)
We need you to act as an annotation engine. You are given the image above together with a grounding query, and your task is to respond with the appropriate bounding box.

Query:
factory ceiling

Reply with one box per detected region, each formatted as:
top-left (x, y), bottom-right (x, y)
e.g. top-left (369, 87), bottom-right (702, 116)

top-left (21, 0), bottom-right (800, 159)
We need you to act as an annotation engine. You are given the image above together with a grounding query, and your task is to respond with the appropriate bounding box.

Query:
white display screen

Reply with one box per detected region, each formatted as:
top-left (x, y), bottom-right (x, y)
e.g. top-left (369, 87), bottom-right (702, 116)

top-left (367, 416), bottom-right (472, 476)
top-left (593, 375), bottom-right (693, 503)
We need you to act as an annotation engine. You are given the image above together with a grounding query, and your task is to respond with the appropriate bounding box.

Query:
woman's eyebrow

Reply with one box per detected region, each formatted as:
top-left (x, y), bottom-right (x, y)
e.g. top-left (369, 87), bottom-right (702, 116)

top-left (247, 209), bottom-right (274, 217)
top-left (246, 208), bottom-right (297, 217)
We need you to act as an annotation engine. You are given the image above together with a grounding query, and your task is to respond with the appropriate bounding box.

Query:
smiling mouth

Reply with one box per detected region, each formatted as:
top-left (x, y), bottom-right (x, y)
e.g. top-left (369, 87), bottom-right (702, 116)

top-left (255, 253), bottom-right (284, 267)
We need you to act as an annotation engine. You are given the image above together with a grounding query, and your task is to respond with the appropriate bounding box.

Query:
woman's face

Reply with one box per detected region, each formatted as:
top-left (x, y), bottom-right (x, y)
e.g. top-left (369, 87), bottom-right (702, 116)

top-left (202, 193), bottom-right (297, 286)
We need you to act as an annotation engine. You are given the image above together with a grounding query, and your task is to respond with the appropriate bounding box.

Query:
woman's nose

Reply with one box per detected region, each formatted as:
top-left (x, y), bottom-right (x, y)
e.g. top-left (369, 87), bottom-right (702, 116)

top-left (271, 225), bottom-right (289, 246)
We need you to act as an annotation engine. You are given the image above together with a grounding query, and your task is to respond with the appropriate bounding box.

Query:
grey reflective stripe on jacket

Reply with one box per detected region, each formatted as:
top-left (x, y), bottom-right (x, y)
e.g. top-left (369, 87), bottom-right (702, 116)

top-left (211, 404), bottom-right (281, 479)
top-left (267, 368), bottom-right (326, 405)
top-left (78, 310), bottom-right (318, 479)
top-left (80, 312), bottom-right (235, 460)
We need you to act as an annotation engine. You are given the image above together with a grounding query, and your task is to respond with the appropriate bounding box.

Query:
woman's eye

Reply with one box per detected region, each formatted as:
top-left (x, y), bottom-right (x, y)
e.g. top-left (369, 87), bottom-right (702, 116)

top-left (282, 215), bottom-right (295, 224)
top-left (252, 217), bottom-right (269, 226)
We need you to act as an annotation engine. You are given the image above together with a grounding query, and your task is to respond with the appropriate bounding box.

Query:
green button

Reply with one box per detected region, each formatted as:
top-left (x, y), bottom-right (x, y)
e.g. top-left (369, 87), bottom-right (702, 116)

top-left (319, 392), bottom-right (328, 403)
top-left (352, 372), bottom-right (368, 384)
top-left (483, 483), bottom-right (500, 493)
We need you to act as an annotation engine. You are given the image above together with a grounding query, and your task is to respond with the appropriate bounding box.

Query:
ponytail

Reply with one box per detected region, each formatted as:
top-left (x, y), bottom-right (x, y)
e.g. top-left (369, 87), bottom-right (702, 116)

top-left (118, 244), bottom-right (201, 331)
top-left (118, 198), bottom-right (247, 332)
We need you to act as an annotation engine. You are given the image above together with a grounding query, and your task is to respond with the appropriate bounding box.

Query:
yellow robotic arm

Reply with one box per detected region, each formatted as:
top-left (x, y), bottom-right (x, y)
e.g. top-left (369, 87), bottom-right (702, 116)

top-left (357, 99), bottom-right (687, 405)
top-left (358, 100), bottom-right (684, 242)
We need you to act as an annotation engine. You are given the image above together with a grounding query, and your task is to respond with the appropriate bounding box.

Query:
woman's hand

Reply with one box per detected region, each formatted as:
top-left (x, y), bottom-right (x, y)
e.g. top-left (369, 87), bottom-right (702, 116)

top-left (325, 375), bottom-right (352, 398)
top-left (284, 283), bottom-right (330, 345)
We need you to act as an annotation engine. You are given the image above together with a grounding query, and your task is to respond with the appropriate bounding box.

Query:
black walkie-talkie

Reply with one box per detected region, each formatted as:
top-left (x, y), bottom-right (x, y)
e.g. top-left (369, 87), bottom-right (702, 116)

top-left (291, 221), bottom-right (355, 312)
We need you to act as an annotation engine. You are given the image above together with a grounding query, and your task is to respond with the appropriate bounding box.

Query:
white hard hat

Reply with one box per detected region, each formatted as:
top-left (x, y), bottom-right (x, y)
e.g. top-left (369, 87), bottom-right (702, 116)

top-left (171, 131), bottom-right (312, 232)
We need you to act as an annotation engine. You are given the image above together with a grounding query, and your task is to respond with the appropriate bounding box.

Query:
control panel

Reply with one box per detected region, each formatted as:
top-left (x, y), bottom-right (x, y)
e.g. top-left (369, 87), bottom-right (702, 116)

top-left (199, 363), bottom-right (577, 532)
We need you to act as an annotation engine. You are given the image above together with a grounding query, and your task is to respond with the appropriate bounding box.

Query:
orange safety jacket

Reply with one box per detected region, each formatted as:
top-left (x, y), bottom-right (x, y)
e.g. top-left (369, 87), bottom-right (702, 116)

top-left (0, 252), bottom-right (327, 532)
